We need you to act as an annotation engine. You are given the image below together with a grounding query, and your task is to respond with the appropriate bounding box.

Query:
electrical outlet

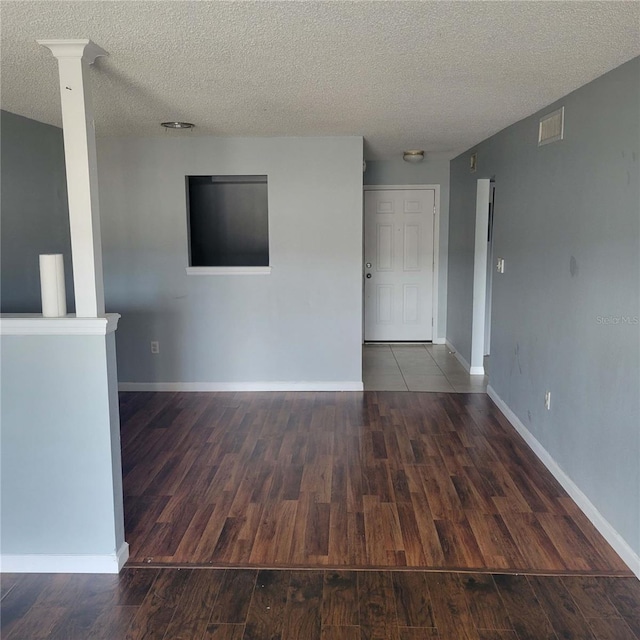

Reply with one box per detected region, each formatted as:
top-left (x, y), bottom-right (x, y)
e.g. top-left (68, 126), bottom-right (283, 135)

top-left (496, 257), bottom-right (505, 274)
top-left (544, 391), bottom-right (551, 410)
top-left (150, 341), bottom-right (160, 354)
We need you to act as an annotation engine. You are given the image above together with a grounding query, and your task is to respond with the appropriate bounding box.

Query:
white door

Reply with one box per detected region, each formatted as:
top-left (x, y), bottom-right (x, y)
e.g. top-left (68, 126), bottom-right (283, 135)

top-left (364, 189), bottom-right (435, 341)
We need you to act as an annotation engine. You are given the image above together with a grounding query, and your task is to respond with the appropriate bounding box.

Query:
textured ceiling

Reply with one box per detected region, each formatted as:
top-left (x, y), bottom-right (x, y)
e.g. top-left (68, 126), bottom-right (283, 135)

top-left (1, 1), bottom-right (639, 159)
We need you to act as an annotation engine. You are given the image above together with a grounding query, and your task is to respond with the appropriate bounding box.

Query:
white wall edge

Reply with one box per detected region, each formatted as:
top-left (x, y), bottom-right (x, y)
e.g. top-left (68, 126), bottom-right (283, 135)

top-left (432, 184), bottom-right (441, 342)
top-left (445, 339), bottom-right (472, 373)
top-left (471, 179), bottom-right (491, 372)
top-left (186, 266), bottom-right (272, 276)
top-left (0, 542), bottom-right (129, 574)
top-left (487, 385), bottom-right (640, 580)
top-left (0, 313), bottom-right (120, 336)
top-left (119, 381), bottom-right (364, 392)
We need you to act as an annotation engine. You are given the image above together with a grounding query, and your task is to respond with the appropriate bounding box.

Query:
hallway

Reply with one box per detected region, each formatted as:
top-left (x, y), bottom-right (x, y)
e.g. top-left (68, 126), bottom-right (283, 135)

top-left (363, 344), bottom-right (488, 393)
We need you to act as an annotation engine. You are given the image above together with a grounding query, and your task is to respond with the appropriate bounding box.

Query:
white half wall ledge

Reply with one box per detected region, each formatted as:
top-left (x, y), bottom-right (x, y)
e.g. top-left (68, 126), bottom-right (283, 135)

top-left (0, 313), bottom-right (120, 336)
top-left (0, 542), bottom-right (129, 574)
top-left (119, 381), bottom-right (364, 392)
top-left (487, 385), bottom-right (640, 580)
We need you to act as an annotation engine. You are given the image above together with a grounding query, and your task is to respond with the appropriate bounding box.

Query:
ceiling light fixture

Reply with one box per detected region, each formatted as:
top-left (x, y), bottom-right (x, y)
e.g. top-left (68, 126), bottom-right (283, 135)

top-left (161, 121), bottom-right (195, 129)
top-left (403, 150), bottom-right (424, 163)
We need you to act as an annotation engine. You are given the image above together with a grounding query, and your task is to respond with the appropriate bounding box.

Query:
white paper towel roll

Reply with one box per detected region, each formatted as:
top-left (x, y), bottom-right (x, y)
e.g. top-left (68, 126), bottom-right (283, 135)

top-left (39, 254), bottom-right (67, 317)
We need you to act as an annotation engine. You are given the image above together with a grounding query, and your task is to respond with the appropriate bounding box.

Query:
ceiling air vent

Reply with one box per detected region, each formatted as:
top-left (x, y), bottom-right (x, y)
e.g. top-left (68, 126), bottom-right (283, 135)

top-left (538, 107), bottom-right (564, 146)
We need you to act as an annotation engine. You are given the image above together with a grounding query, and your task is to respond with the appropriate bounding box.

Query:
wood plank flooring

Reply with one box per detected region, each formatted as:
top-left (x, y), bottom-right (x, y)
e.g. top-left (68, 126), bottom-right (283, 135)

top-left (120, 391), bottom-right (629, 573)
top-left (2, 569), bottom-right (639, 639)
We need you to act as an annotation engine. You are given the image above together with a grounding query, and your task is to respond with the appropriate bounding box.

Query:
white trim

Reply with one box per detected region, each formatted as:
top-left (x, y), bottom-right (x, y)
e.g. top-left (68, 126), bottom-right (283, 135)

top-left (186, 266), bottom-right (271, 276)
top-left (119, 381), bottom-right (364, 392)
top-left (487, 385), bottom-right (640, 579)
top-left (0, 542), bottom-right (129, 574)
top-left (432, 337), bottom-right (446, 345)
top-left (432, 185), bottom-right (441, 342)
top-left (116, 541), bottom-right (129, 570)
top-left (363, 184), bottom-right (437, 191)
top-left (469, 366), bottom-right (485, 376)
top-left (362, 184), bottom-right (442, 340)
top-left (471, 179), bottom-right (491, 372)
top-left (0, 313), bottom-right (120, 336)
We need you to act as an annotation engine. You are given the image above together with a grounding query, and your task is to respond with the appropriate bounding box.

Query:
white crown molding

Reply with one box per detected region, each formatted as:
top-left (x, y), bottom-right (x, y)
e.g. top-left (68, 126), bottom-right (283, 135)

top-left (0, 313), bottom-right (120, 336)
top-left (0, 542), bottom-right (129, 574)
top-left (119, 381), bottom-right (364, 392)
top-left (37, 39), bottom-right (108, 64)
top-left (487, 385), bottom-right (640, 580)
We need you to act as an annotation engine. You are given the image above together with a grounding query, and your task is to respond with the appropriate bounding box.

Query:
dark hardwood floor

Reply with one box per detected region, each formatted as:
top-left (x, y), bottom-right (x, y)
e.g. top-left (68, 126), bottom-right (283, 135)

top-left (2, 390), bottom-right (638, 638)
top-left (2, 568), bottom-right (639, 640)
top-left (120, 391), bottom-right (629, 574)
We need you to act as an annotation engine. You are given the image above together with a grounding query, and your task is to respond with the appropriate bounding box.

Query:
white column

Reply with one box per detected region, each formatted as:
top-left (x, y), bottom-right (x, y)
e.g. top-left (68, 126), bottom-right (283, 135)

top-left (37, 39), bottom-right (108, 318)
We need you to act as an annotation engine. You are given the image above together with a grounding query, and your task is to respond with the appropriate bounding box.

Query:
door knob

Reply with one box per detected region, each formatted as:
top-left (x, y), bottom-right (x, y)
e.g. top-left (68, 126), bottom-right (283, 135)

top-left (366, 273), bottom-right (372, 278)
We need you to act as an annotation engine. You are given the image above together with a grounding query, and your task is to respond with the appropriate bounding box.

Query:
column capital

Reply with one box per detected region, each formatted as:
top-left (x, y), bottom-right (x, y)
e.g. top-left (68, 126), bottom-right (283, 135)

top-left (37, 39), bottom-right (108, 64)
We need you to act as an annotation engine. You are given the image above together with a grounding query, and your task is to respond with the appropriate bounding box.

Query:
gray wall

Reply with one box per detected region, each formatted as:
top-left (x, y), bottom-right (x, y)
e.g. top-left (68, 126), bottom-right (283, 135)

top-left (98, 136), bottom-right (364, 384)
top-left (364, 156), bottom-right (450, 341)
top-left (0, 110), bottom-right (74, 312)
top-left (448, 57), bottom-right (640, 559)
top-left (1, 332), bottom-right (125, 557)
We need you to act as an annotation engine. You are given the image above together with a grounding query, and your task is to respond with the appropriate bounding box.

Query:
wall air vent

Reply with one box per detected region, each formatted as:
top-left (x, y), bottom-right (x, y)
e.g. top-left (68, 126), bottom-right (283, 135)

top-left (538, 107), bottom-right (564, 146)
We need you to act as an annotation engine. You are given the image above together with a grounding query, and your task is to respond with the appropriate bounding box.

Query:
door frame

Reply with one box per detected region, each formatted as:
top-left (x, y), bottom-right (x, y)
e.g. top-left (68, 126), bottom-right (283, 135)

top-left (471, 179), bottom-right (491, 375)
top-left (484, 181), bottom-right (496, 357)
top-left (362, 184), bottom-right (441, 343)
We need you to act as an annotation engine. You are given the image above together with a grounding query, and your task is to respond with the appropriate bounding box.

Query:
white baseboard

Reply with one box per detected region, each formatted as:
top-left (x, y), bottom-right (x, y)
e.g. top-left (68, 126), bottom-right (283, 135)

top-left (432, 337), bottom-right (446, 345)
top-left (119, 381), bottom-right (364, 392)
top-left (487, 385), bottom-right (640, 579)
top-left (469, 366), bottom-right (485, 376)
top-left (0, 542), bottom-right (129, 574)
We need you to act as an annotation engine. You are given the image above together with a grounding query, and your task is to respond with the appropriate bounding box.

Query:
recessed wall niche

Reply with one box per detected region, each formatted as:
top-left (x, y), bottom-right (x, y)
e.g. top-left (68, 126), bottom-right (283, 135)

top-left (186, 175), bottom-right (269, 267)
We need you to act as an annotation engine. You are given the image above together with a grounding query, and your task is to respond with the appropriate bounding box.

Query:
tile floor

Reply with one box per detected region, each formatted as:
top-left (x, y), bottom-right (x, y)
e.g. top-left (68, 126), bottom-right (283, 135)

top-left (362, 343), bottom-right (488, 392)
